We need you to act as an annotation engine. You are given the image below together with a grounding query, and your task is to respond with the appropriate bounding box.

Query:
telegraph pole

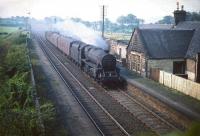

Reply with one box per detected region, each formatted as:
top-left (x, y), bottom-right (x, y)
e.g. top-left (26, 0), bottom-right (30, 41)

top-left (100, 0), bottom-right (107, 38)
top-left (102, 5), bottom-right (105, 38)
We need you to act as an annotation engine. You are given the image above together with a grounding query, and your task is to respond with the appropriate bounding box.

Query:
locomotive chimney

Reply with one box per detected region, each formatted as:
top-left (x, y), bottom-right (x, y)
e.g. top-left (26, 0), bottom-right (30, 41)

top-left (174, 1), bottom-right (186, 25)
top-left (181, 5), bottom-right (184, 10)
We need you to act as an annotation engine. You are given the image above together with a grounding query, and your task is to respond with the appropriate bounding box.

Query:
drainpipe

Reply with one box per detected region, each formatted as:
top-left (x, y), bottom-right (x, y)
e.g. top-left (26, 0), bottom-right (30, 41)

top-left (195, 58), bottom-right (196, 82)
top-left (145, 57), bottom-right (148, 77)
top-left (196, 53), bottom-right (200, 82)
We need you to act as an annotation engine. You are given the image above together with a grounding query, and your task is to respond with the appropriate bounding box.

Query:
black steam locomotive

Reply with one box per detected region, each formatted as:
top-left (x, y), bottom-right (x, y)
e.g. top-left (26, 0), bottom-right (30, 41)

top-left (45, 31), bottom-right (120, 83)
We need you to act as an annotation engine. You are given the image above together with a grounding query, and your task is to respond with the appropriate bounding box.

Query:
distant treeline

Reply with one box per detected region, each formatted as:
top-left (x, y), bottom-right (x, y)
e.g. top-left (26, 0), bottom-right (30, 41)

top-left (0, 16), bottom-right (27, 26)
top-left (1, 11), bottom-right (200, 33)
top-left (44, 14), bottom-right (144, 34)
top-left (45, 11), bottom-right (200, 33)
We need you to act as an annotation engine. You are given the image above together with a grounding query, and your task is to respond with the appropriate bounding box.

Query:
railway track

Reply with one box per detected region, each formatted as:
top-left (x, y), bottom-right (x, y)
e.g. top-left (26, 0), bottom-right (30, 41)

top-left (33, 32), bottom-right (181, 136)
top-left (106, 89), bottom-right (179, 135)
top-left (34, 33), bottom-right (130, 136)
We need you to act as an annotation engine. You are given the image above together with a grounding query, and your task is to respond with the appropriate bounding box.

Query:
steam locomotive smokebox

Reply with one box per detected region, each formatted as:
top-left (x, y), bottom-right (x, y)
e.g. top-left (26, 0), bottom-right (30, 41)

top-left (86, 47), bottom-right (116, 71)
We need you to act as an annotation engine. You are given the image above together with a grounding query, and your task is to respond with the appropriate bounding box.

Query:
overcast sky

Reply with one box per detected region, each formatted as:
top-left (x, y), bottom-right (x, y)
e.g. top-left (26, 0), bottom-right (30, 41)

top-left (0, 0), bottom-right (200, 23)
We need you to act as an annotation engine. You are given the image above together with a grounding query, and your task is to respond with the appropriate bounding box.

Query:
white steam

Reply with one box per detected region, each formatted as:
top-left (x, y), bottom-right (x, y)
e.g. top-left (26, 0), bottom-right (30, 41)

top-left (52, 19), bottom-right (108, 50)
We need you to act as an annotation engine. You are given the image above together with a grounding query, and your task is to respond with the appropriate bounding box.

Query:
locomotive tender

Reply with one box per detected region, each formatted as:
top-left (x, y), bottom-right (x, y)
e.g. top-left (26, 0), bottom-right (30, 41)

top-left (45, 31), bottom-right (120, 83)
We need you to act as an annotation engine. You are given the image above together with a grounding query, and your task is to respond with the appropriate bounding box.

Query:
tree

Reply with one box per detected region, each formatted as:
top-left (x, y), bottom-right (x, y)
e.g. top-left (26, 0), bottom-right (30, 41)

top-left (70, 17), bottom-right (83, 23)
top-left (157, 11), bottom-right (200, 24)
top-left (156, 16), bottom-right (174, 24)
top-left (116, 14), bottom-right (142, 33)
top-left (69, 14), bottom-right (144, 33)
top-left (186, 11), bottom-right (200, 21)
top-left (44, 16), bottom-right (64, 24)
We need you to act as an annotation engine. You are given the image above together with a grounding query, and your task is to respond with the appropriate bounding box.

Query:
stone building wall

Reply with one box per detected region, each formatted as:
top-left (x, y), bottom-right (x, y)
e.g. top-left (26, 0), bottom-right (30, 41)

top-left (127, 51), bottom-right (146, 76)
top-left (147, 59), bottom-right (185, 77)
top-left (107, 39), bottom-right (128, 60)
top-left (186, 59), bottom-right (196, 81)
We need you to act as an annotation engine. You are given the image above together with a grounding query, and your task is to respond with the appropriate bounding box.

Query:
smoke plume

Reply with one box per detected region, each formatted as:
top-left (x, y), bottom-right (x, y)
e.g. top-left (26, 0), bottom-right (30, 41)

top-left (53, 19), bottom-right (108, 50)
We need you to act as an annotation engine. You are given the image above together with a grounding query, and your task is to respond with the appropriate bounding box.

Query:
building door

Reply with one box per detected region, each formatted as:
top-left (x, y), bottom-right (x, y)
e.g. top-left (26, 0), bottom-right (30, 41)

top-left (173, 61), bottom-right (185, 74)
top-left (119, 48), bottom-right (122, 60)
top-left (150, 68), bottom-right (160, 81)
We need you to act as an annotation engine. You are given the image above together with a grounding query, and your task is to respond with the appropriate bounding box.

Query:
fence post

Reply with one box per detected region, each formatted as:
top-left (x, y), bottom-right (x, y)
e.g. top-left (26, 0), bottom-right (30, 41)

top-left (171, 73), bottom-right (172, 88)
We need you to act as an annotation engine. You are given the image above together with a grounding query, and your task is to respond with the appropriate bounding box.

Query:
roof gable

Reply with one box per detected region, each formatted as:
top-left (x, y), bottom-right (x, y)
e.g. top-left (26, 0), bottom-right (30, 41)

top-left (138, 29), bottom-right (194, 59)
top-left (128, 28), bottom-right (147, 54)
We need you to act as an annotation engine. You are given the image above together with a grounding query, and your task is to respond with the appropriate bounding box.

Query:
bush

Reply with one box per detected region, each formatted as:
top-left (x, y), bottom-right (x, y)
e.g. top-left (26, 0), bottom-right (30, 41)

top-left (0, 30), bottom-right (55, 136)
top-left (5, 45), bottom-right (29, 76)
top-left (14, 33), bottom-right (26, 44)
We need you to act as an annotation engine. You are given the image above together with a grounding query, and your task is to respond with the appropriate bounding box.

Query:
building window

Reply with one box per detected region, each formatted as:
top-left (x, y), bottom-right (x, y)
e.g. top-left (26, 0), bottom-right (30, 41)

top-left (129, 53), bottom-right (141, 73)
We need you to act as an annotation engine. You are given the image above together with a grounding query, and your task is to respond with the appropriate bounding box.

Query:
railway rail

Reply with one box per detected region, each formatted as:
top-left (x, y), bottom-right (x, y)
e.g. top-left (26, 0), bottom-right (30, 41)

top-left (34, 32), bottom-right (182, 136)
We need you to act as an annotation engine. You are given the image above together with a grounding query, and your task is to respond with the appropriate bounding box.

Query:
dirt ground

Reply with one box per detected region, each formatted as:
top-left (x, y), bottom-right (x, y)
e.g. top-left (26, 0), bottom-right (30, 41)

top-left (31, 37), bottom-right (101, 136)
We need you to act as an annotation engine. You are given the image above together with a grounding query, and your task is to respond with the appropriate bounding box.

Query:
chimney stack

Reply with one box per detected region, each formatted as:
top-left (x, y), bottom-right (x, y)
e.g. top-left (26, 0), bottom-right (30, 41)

top-left (174, 2), bottom-right (186, 25)
top-left (176, 1), bottom-right (179, 10)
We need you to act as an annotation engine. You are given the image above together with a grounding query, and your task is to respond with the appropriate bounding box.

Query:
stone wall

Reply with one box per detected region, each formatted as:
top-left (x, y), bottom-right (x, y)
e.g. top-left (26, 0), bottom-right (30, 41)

top-left (147, 59), bottom-right (185, 76)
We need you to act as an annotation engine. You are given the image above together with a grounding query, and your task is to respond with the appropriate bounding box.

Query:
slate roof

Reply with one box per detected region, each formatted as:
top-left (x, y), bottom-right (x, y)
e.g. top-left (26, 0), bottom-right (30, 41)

top-left (139, 24), bottom-right (173, 29)
top-left (175, 21), bottom-right (200, 59)
top-left (137, 29), bottom-right (194, 59)
top-left (116, 40), bottom-right (129, 45)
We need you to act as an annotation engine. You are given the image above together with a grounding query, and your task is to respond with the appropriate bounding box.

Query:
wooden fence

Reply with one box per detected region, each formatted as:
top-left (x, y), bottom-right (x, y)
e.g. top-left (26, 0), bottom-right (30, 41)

top-left (159, 70), bottom-right (200, 100)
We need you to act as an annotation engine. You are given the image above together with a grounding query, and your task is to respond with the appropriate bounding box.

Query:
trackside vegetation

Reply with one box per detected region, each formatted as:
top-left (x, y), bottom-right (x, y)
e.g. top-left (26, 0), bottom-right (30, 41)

top-left (0, 27), bottom-right (55, 136)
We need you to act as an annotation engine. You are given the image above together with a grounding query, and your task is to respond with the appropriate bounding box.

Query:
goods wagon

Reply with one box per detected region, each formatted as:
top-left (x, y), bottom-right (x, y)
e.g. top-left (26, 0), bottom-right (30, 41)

top-left (57, 35), bottom-right (74, 56)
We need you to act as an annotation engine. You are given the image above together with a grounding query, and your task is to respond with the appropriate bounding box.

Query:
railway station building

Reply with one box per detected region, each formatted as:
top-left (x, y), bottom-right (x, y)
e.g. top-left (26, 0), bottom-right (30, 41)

top-left (127, 5), bottom-right (200, 83)
top-left (107, 39), bottom-right (128, 66)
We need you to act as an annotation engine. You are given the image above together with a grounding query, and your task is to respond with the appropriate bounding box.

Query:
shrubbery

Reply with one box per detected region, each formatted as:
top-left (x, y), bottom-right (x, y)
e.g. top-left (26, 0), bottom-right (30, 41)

top-left (0, 30), bottom-right (55, 135)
